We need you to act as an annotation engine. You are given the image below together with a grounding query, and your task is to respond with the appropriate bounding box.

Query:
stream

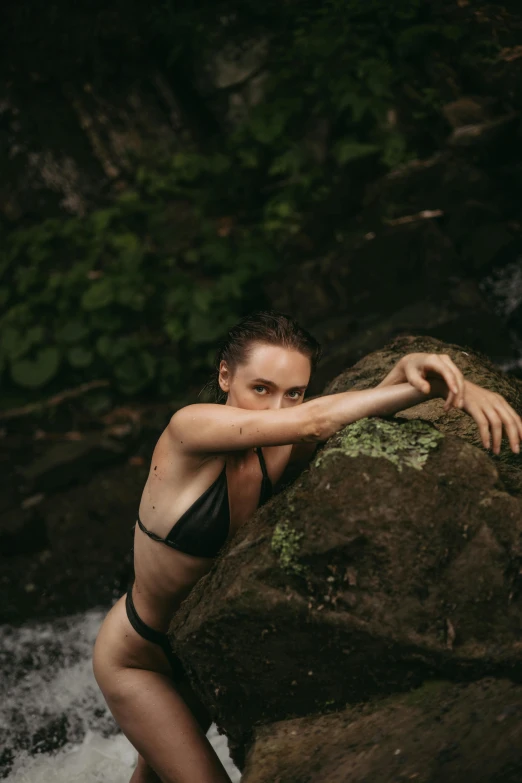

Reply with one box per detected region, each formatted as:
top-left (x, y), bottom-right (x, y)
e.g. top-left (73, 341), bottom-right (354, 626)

top-left (0, 609), bottom-right (241, 781)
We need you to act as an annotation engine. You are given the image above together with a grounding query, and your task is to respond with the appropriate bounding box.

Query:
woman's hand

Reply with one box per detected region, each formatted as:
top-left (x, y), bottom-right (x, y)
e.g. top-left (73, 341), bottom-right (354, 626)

top-left (379, 352), bottom-right (466, 412)
top-left (431, 377), bottom-right (522, 454)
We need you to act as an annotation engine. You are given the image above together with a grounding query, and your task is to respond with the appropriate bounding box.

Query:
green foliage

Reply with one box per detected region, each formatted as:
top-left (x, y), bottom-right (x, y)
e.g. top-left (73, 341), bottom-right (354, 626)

top-left (316, 418), bottom-right (444, 472)
top-left (0, 173), bottom-right (276, 396)
top-left (1, 0), bottom-right (502, 400)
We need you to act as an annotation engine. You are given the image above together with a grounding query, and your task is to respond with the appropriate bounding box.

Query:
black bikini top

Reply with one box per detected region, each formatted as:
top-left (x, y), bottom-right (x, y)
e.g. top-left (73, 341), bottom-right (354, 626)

top-left (136, 447), bottom-right (273, 558)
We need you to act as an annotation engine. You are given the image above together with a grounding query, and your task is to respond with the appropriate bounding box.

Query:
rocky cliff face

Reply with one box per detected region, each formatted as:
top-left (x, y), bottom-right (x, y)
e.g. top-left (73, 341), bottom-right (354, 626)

top-left (168, 336), bottom-right (522, 777)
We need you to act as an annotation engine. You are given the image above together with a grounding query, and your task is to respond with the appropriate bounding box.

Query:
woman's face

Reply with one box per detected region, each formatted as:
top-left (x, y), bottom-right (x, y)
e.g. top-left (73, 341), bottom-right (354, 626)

top-left (219, 342), bottom-right (311, 410)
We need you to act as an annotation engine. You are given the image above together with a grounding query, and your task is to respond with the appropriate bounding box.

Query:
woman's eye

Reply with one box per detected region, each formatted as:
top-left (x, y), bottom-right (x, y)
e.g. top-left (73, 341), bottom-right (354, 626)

top-left (288, 391), bottom-right (302, 399)
top-left (254, 386), bottom-right (267, 394)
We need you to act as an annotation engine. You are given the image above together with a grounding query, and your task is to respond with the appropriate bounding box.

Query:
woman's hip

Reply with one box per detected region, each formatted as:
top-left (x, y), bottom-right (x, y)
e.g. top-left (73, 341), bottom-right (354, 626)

top-left (93, 593), bottom-right (176, 682)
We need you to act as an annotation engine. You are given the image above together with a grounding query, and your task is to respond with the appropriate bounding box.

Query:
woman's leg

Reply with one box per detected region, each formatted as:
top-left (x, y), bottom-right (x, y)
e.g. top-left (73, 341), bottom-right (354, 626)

top-left (130, 753), bottom-right (162, 783)
top-left (93, 597), bottom-right (230, 783)
top-left (128, 677), bottom-right (216, 783)
top-left (101, 665), bottom-right (230, 783)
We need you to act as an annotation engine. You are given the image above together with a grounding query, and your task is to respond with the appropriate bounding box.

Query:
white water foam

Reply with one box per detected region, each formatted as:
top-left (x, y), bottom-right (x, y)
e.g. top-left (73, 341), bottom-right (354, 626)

top-left (479, 258), bottom-right (522, 373)
top-left (0, 610), bottom-right (241, 782)
top-left (480, 258), bottom-right (522, 318)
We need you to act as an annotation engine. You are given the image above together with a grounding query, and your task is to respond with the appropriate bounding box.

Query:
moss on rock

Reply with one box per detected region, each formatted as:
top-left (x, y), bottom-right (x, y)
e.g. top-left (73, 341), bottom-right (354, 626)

top-left (315, 417), bottom-right (444, 473)
top-left (271, 520), bottom-right (309, 576)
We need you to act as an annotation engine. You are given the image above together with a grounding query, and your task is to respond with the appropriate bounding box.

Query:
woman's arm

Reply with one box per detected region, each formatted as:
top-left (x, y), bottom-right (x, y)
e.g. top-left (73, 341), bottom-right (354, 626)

top-left (170, 375), bottom-right (522, 456)
top-left (310, 383), bottom-right (435, 441)
top-left (168, 383), bottom-right (433, 454)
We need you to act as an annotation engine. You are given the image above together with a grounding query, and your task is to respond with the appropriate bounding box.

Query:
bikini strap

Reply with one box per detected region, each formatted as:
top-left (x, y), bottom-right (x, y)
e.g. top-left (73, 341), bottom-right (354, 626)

top-left (255, 447), bottom-right (273, 508)
top-left (136, 515), bottom-right (167, 543)
top-left (255, 446), bottom-right (269, 479)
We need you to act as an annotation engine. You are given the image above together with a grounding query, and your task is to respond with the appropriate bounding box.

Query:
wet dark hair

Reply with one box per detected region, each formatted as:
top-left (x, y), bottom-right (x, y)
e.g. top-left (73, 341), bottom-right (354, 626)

top-left (202, 310), bottom-right (322, 403)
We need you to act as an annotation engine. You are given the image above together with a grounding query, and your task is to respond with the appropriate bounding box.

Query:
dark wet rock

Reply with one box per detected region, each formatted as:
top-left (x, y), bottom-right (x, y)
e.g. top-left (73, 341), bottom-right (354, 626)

top-left (241, 678), bottom-right (522, 783)
top-left (307, 293), bottom-right (515, 396)
top-left (0, 482), bottom-right (20, 515)
top-left (0, 506), bottom-right (48, 556)
top-left (0, 75), bottom-right (185, 222)
top-left (0, 454), bottom-right (147, 623)
top-left (30, 714), bottom-right (69, 755)
top-left (0, 406), bottom-right (177, 623)
top-left (17, 432), bottom-right (136, 495)
top-left (447, 113), bottom-right (521, 152)
top-left (442, 96), bottom-right (499, 129)
top-left (0, 749), bottom-right (15, 780)
top-left (267, 144), bottom-right (522, 395)
top-left (169, 337), bottom-right (522, 771)
top-left (508, 300), bottom-right (522, 335)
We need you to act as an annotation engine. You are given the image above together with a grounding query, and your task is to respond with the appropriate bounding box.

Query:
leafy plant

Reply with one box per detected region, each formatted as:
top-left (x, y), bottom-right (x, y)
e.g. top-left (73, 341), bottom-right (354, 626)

top-left (1, 0), bottom-right (503, 401)
top-left (0, 177), bottom-right (276, 397)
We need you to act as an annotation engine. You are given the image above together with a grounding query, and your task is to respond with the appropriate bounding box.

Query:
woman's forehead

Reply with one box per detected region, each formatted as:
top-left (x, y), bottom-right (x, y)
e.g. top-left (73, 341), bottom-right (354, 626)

top-left (241, 344), bottom-right (311, 381)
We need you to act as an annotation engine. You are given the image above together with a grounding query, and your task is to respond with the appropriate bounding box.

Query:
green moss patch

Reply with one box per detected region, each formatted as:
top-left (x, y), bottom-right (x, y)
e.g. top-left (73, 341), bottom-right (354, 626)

top-left (315, 417), bottom-right (444, 473)
top-left (271, 520), bottom-right (309, 577)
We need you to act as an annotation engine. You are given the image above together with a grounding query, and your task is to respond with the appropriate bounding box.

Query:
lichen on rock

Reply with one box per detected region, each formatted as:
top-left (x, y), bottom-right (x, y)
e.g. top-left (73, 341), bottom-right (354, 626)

top-left (270, 520), bottom-right (309, 576)
top-left (315, 416), bottom-right (444, 472)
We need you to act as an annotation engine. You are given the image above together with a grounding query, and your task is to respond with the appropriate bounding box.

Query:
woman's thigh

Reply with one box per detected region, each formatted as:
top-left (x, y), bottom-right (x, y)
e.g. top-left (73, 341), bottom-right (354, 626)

top-left (99, 665), bottom-right (230, 783)
top-left (93, 598), bottom-right (227, 782)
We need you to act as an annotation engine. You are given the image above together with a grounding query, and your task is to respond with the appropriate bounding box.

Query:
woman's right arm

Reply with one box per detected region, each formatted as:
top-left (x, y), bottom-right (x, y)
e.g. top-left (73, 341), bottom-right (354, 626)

top-left (168, 383), bottom-right (433, 454)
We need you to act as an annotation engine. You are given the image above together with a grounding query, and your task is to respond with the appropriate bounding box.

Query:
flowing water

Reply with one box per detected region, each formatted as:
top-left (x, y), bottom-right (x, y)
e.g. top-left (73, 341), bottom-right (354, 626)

top-left (0, 609), bottom-right (241, 781)
top-left (480, 258), bottom-right (522, 372)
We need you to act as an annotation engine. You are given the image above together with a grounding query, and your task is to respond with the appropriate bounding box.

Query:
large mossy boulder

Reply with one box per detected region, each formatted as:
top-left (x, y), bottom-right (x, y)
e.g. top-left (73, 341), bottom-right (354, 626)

top-left (241, 677), bottom-right (522, 783)
top-left (169, 336), bottom-right (522, 770)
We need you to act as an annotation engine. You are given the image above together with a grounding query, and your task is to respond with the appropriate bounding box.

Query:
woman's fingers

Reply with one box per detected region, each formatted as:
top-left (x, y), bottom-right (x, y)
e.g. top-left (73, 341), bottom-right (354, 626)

top-left (467, 403), bottom-right (491, 449)
top-left (505, 399), bottom-right (522, 441)
top-left (406, 366), bottom-right (431, 394)
top-left (457, 381), bottom-right (521, 454)
top-left (403, 353), bottom-right (464, 409)
top-left (474, 400), bottom-right (521, 454)
top-left (485, 408), bottom-right (503, 454)
top-left (430, 358), bottom-right (459, 399)
top-left (503, 413), bottom-right (521, 454)
top-left (443, 389), bottom-right (455, 412)
top-left (439, 355), bottom-right (465, 407)
top-left (492, 397), bottom-right (522, 454)
top-left (419, 354), bottom-right (462, 408)
top-left (433, 354), bottom-right (464, 407)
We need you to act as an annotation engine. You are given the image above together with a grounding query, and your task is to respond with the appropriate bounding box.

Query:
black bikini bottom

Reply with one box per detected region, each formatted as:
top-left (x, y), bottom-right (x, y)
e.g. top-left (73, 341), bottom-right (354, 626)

top-left (125, 587), bottom-right (186, 681)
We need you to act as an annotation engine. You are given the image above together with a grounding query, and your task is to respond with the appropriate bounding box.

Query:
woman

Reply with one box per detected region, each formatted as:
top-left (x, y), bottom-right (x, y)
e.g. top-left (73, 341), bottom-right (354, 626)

top-left (93, 310), bottom-right (522, 783)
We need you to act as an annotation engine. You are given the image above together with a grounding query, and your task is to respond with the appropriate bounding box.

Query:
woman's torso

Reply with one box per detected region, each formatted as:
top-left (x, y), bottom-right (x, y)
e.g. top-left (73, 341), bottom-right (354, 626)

top-left (131, 424), bottom-right (292, 632)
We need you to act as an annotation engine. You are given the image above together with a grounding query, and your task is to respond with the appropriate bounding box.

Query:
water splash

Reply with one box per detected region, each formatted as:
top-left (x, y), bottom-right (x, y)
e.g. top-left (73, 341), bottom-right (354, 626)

top-left (0, 610), bottom-right (241, 781)
top-left (480, 258), bottom-right (522, 372)
top-left (480, 258), bottom-right (522, 318)
top-left (3, 732), bottom-right (136, 783)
